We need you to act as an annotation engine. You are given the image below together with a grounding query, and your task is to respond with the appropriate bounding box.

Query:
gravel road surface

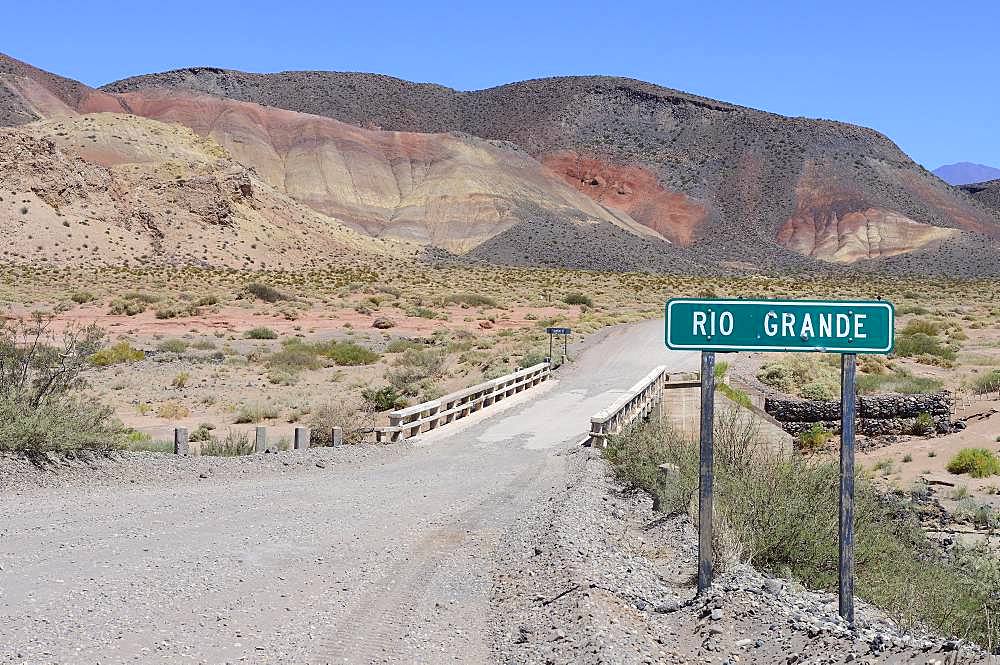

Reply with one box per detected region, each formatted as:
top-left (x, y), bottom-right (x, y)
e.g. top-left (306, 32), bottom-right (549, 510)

top-left (1, 320), bottom-right (697, 664)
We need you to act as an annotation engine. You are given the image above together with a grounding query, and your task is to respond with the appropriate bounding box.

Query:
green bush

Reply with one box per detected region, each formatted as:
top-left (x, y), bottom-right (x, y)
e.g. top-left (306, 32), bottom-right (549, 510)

top-left (361, 386), bottom-right (406, 412)
top-left (157, 338), bottom-right (189, 354)
top-left (856, 372), bottom-right (942, 395)
top-left (901, 318), bottom-right (940, 336)
top-left (444, 293), bottom-right (496, 307)
top-left (947, 448), bottom-right (1000, 478)
top-left (798, 423), bottom-right (832, 451)
top-left (966, 369), bottom-right (1000, 395)
top-left (717, 383), bottom-right (752, 408)
top-left (200, 429), bottom-right (254, 456)
top-left (245, 327), bottom-right (278, 340)
top-left (1, 314), bottom-right (124, 454)
top-left (234, 403), bottom-right (279, 424)
top-left (564, 293), bottom-right (593, 307)
top-left (317, 341), bottom-right (379, 366)
top-left (800, 381), bottom-right (836, 400)
top-left (386, 338), bottom-right (424, 353)
top-left (912, 412), bottom-right (935, 435)
top-left (603, 414), bottom-right (1000, 648)
top-left (893, 332), bottom-right (957, 361)
top-left (246, 282), bottom-right (290, 303)
top-left (108, 298), bottom-right (146, 316)
top-left (91, 341), bottom-right (145, 366)
top-left (70, 290), bottom-right (96, 304)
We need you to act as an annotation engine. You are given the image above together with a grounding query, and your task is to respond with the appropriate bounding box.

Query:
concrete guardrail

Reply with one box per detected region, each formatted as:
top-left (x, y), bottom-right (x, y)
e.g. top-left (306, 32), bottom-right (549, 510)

top-left (375, 362), bottom-right (552, 442)
top-left (587, 365), bottom-right (668, 447)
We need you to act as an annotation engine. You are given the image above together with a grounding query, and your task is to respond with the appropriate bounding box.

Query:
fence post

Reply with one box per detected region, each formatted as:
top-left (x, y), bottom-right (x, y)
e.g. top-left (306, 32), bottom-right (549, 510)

top-left (332, 426), bottom-right (343, 447)
top-left (255, 426), bottom-right (267, 453)
top-left (174, 427), bottom-right (189, 456)
top-left (698, 351), bottom-right (715, 594)
top-left (294, 426), bottom-right (310, 450)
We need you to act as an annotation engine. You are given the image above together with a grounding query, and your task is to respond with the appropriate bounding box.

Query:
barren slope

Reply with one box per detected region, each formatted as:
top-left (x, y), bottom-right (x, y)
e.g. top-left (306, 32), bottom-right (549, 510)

top-left (1, 113), bottom-right (408, 269)
top-left (959, 179), bottom-right (1000, 214)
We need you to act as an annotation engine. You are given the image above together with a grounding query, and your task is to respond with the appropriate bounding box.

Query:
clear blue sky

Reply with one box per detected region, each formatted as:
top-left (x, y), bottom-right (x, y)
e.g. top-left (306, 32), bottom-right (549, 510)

top-left (4, 0), bottom-right (997, 169)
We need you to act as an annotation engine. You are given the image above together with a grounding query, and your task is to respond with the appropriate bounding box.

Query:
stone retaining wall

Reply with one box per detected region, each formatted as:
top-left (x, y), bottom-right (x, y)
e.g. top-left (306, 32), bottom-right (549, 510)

top-left (764, 392), bottom-right (954, 436)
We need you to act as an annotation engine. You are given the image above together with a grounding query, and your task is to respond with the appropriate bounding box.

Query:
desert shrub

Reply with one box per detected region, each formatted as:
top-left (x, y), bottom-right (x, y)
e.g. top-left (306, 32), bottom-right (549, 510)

top-left (245, 327), bottom-right (278, 340)
top-left (307, 399), bottom-right (375, 445)
top-left (603, 413), bottom-right (1000, 648)
top-left (563, 293), bottom-right (593, 307)
top-left (407, 306), bottom-right (440, 319)
top-left (717, 383), bottom-right (752, 408)
top-left (800, 381), bottom-right (836, 400)
top-left (901, 318), bottom-right (940, 336)
top-left (387, 348), bottom-right (446, 395)
top-left (520, 351), bottom-right (546, 368)
top-left (947, 448), bottom-right (1000, 478)
top-left (896, 304), bottom-right (930, 315)
top-left (200, 429), bottom-right (254, 456)
top-left (798, 423), bottom-right (832, 451)
top-left (157, 339), bottom-right (189, 354)
top-left (156, 401), bottom-right (189, 419)
top-left (122, 291), bottom-right (161, 304)
top-left (90, 341), bottom-right (145, 366)
top-left (191, 339), bottom-right (217, 351)
top-left (170, 372), bottom-right (190, 389)
top-left (246, 282), bottom-right (290, 303)
top-left (444, 293), bottom-right (496, 307)
top-left (123, 431), bottom-right (172, 453)
top-left (0, 314), bottom-right (124, 454)
top-left (856, 371), bottom-right (942, 395)
top-left (713, 361), bottom-right (730, 379)
top-left (912, 411), bottom-right (935, 435)
top-left (361, 386), bottom-right (406, 412)
top-left (317, 341), bottom-right (379, 366)
top-left (756, 353), bottom-right (839, 397)
top-left (108, 298), bottom-right (146, 316)
top-left (189, 422), bottom-right (215, 442)
top-left (386, 338), bottom-right (423, 353)
top-left (0, 397), bottom-right (127, 454)
top-left (893, 332), bottom-right (957, 362)
top-left (70, 290), bottom-right (96, 304)
top-left (154, 302), bottom-right (201, 319)
top-left (966, 369), bottom-right (1000, 395)
top-left (234, 402), bottom-right (278, 424)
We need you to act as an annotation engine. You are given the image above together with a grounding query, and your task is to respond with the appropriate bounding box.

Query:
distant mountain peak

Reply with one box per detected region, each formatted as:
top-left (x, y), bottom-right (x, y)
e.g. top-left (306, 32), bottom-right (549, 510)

top-left (933, 162), bottom-right (1000, 186)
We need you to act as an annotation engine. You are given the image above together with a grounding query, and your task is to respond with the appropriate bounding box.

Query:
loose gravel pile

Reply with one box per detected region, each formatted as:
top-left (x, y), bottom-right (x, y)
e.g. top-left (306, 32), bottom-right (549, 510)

top-left (489, 451), bottom-right (987, 664)
top-left (0, 445), bottom-right (409, 494)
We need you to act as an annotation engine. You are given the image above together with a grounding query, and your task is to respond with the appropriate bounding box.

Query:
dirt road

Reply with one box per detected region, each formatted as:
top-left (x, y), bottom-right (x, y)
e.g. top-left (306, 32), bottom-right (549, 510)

top-left (1, 320), bottom-right (697, 664)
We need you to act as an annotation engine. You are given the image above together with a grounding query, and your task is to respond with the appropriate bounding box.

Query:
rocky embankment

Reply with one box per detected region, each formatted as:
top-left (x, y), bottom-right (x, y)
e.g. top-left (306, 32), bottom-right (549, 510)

top-left (765, 392), bottom-right (956, 436)
top-left (489, 451), bottom-right (984, 664)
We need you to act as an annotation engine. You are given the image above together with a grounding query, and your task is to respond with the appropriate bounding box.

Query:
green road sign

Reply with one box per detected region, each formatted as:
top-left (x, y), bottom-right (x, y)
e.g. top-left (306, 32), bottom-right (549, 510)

top-left (665, 298), bottom-right (894, 354)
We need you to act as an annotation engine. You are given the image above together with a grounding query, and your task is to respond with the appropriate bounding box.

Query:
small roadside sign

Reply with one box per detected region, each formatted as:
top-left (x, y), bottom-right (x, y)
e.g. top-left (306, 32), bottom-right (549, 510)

top-left (545, 327), bottom-right (572, 335)
top-left (665, 298), bottom-right (893, 354)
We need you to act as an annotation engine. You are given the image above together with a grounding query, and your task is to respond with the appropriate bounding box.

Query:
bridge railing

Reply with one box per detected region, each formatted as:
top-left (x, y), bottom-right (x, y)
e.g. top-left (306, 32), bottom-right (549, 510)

top-left (375, 362), bottom-right (551, 442)
top-left (587, 365), bottom-right (668, 447)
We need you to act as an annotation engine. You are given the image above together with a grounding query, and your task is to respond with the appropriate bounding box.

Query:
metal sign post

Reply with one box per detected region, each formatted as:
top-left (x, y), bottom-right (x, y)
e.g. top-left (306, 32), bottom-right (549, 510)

top-left (665, 298), bottom-right (890, 617)
top-left (839, 353), bottom-right (857, 623)
top-left (697, 351), bottom-right (715, 593)
top-left (545, 327), bottom-right (571, 364)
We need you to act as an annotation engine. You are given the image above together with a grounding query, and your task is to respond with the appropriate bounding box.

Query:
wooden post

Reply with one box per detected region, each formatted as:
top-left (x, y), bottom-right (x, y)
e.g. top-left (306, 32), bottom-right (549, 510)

top-left (698, 351), bottom-right (716, 594)
top-left (839, 353), bottom-right (857, 623)
top-left (173, 427), bottom-right (189, 455)
top-left (548, 332), bottom-right (553, 364)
